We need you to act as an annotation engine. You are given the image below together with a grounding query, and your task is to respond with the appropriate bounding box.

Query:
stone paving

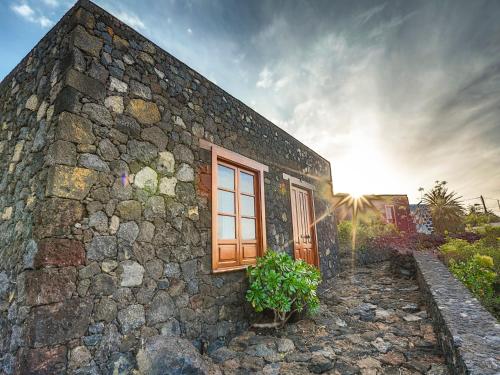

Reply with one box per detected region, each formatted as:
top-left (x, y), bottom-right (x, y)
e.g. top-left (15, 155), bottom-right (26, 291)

top-left (207, 261), bottom-right (449, 374)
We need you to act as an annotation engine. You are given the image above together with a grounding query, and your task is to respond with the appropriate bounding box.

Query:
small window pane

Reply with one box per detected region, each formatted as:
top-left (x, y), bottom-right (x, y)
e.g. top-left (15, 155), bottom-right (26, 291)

top-left (240, 195), bottom-right (255, 217)
top-left (240, 172), bottom-right (254, 194)
top-left (385, 206), bottom-right (393, 220)
top-left (218, 165), bottom-right (235, 190)
top-left (218, 215), bottom-right (235, 239)
top-left (218, 190), bottom-right (235, 213)
top-left (241, 218), bottom-right (256, 240)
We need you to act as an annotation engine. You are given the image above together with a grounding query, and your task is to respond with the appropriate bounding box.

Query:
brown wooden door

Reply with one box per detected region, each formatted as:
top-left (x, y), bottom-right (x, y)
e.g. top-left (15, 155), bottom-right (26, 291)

top-left (290, 185), bottom-right (318, 267)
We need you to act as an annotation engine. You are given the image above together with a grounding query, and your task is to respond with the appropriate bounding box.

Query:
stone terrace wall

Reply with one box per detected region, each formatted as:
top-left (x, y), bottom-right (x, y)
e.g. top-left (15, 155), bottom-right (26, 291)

top-left (0, 0), bottom-right (339, 373)
top-left (414, 252), bottom-right (500, 374)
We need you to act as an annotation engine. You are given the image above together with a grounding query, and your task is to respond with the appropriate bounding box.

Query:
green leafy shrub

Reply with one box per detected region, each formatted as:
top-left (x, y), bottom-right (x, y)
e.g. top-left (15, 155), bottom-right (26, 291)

top-left (439, 235), bottom-right (500, 319)
top-left (479, 226), bottom-right (500, 249)
top-left (439, 237), bottom-right (500, 273)
top-left (464, 212), bottom-right (497, 228)
top-left (440, 238), bottom-right (476, 264)
top-left (449, 254), bottom-right (496, 300)
top-left (337, 219), bottom-right (399, 252)
top-left (246, 250), bottom-right (321, 328)
top-left (337, 220), bottom-right (354, 252)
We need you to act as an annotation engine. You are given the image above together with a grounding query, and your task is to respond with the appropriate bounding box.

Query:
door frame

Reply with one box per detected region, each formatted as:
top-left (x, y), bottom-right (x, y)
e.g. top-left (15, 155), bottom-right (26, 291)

top-left (283, 173), bottom-right (320, 268)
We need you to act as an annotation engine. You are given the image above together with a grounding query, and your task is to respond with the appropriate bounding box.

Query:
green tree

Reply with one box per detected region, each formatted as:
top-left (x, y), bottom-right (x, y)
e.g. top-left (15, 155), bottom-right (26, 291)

top-left (422, 181), bottom-right (464, 234)
top-left (467, 204), bottom-right (481, 215)
top-left (464, 204), bottom-right (499, 228)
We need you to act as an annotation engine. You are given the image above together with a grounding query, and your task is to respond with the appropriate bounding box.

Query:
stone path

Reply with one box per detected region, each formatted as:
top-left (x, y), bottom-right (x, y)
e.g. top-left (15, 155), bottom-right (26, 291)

top-left (207, 261), bottom-right (449, 374)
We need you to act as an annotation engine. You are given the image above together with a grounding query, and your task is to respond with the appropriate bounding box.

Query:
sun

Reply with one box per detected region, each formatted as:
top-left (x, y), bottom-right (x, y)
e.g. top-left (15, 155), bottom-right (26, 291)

top-left (333, 129), bottom-right (392, 198)
top-left (348, 190), bottom-right (364, 199)
top-left (344, 179), bottom-right (367, 199)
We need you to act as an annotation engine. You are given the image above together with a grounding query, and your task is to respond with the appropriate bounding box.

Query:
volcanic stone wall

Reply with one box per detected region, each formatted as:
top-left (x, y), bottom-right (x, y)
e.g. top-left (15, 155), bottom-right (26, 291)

top-left (0, 8), bottom-right (78, 374)
top-left (0, 0), bottom-right (339, 373)
top-left (415, 252), bottom-right (500, 374)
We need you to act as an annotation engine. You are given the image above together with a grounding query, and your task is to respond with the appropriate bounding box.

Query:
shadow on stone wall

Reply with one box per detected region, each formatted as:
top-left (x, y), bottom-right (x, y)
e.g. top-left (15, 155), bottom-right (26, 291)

top-left (339, 244), bottom-right (416, 279)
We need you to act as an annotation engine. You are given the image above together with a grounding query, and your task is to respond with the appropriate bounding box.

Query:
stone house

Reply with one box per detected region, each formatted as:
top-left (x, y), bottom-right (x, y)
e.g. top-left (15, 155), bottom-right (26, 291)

top-left (333, 193), bottom-right (415, 233)
top-left (0, 1), bottom-right (339, 372)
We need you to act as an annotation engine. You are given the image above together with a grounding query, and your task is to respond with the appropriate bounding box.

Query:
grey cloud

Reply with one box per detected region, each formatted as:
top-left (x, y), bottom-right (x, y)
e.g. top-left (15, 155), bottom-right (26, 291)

top-left (356, 3), bottom-right (388, 25)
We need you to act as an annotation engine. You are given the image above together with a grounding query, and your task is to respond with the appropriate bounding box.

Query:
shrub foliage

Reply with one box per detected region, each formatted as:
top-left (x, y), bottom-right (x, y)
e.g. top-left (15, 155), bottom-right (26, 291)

top-left (439, 230), bottom-right (499, 319)
top-left (246, 250), bottom-right (321, 328)
top-left (449, 254), bottom-right (496, 300)
top-left (337, 219), bottom-right (398, 252)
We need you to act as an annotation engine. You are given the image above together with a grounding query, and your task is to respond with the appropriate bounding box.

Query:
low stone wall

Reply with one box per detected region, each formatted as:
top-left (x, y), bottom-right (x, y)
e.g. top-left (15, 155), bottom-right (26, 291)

top-left (338, 246), bottom-right (394, 269)
top-left (354, 247), bottom-right (393, 265)
top-left (340, 246), bottom-right (416, 279)
top-left (414, 252), bottom-right (500, 375)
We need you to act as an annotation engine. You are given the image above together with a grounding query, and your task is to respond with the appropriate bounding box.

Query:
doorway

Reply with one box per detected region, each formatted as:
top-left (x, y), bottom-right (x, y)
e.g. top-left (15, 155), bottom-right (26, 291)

top-left (290, 184), bottom-right (319, 267)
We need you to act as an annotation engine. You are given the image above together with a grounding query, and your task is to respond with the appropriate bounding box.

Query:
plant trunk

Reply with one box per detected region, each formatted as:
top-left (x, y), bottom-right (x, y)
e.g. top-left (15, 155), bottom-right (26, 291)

top-left (251, 321), bottom-right (283, 329)
top-left (251, 308), bottom-right (298, 329)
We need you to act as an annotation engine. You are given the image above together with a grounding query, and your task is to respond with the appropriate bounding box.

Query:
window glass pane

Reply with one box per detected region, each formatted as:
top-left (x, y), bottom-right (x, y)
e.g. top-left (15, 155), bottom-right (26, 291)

top-left (218, 190), bottom-right (235, 213)
top-left (218, 165), bottom-right (234, 190)
top-left (241, 218), bottom-right (256, 240)
top-left (240, 172), bottom-right (254, 194)
top-left (240, 195), bottom-right (255, 217)
top-left (218, 215), bottom-right (235, 239)
top-left (385, 206), bottom-right (393, 220)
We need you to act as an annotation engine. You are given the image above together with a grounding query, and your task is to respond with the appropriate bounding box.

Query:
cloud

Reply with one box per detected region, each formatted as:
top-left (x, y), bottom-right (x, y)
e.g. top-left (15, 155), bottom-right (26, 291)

top-left (11, 3), bottom-right (34, 18)
top-left (42, 0), bottom-right (59, 7)
top-left (11, 3), bottom-right (53, 27)
top-left (114, 10), bottom-right (146, 31)
top-left (37, 15), bottom-right (52, 27)
top-left (256, 67), bottom-right (273, 88)
top-left (369, 11), bottom-right (418, 39)
top-left (356, 3), bottom-right (388, 24)
top-left (240, 1), bottom-right (499, 201)
top-left (274, 76), bottom-right (290, 91)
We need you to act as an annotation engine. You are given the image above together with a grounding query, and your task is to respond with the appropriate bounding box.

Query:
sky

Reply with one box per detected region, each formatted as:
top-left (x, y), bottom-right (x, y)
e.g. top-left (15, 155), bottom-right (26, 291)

top-left (1, 0), bottom-right (499, 210)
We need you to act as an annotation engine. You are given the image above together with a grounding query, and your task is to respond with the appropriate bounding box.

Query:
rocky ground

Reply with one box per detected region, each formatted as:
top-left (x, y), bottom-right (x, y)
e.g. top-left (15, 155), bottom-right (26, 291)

top-left (206, 261), bottom-right (449, 375)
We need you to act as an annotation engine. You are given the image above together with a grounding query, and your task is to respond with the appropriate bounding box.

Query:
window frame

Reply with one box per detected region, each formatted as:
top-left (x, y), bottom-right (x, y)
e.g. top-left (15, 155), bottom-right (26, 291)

top-left (201, 140), bottom-right (268, 273)
top-left (283, 173), bottom-right (320, 268)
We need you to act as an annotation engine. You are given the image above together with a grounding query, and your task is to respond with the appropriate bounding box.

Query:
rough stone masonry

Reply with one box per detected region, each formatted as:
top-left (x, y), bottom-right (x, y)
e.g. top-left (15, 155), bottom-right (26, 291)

top-left (0, 0), bottom-right (339, 373)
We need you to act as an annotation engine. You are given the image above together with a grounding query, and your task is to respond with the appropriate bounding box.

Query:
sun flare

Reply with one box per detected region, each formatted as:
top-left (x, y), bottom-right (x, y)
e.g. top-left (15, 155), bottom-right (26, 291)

top-left (333, 124), bottom-right (393, 197)
top-left (347, 190), bottom-right (364, 200)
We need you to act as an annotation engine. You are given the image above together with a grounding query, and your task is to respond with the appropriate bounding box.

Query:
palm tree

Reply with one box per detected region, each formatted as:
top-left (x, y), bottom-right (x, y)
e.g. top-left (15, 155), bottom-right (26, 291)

top-left (422, 181), bottom-right (464, 234)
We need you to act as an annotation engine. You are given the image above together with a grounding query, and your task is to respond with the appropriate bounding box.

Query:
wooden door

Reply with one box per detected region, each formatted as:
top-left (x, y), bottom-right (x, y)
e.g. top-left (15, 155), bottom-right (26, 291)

top-left (290, 185), bottom-right (318, 267)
